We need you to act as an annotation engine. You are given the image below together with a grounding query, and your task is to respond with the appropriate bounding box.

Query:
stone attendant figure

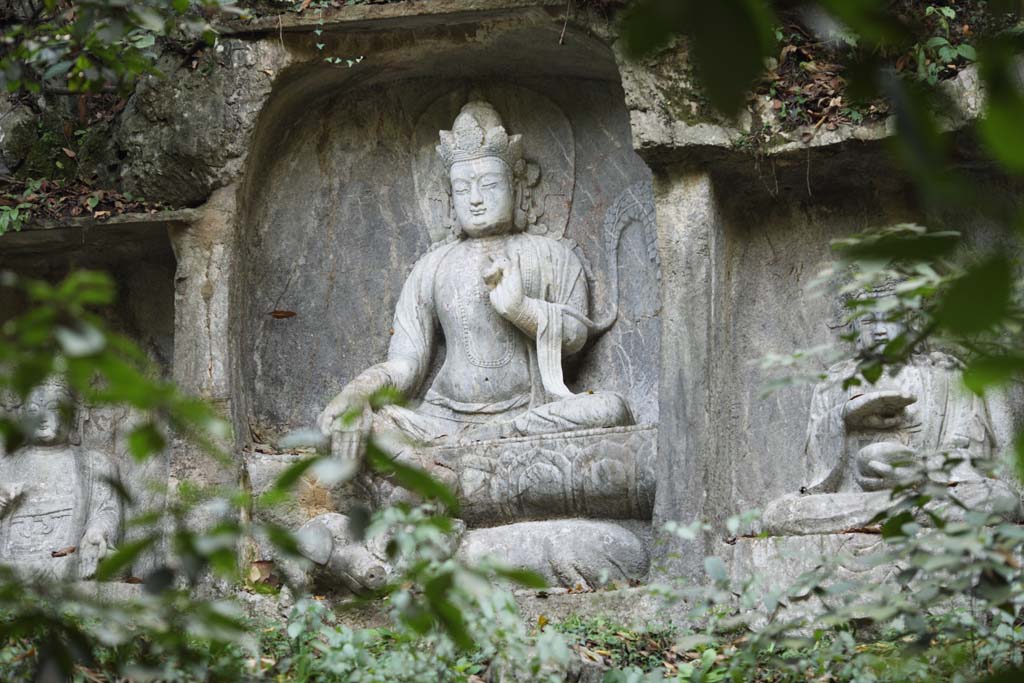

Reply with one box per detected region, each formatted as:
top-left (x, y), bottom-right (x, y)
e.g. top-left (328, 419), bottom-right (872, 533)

top-left (761, 295), bottom-right (1021, 535)
top-left (317, 100), bottom-right (633, 454)
top-left (0, 378), bottom-right (121, 580)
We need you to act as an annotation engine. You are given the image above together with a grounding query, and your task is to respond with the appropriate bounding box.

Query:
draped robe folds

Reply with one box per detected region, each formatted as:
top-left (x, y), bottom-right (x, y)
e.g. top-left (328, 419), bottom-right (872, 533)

top-left (370, 231), bottom-right (631, 444)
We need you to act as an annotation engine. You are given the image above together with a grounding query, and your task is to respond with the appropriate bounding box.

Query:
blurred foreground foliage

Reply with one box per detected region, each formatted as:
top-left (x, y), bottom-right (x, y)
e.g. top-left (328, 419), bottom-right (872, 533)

top-left (0, 0), bottom-right (244, 95)
top-left (0, 269), bottom-right (568, 681)
top-left (3, 0), bottom-right (1024, 682)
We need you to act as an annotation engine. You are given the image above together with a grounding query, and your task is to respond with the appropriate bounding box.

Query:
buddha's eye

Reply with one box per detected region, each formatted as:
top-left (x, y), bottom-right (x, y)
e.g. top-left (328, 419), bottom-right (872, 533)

top-left (482, 182), bottom-right (497, 190)
top-left (453, 185), bottom-right (469, 195)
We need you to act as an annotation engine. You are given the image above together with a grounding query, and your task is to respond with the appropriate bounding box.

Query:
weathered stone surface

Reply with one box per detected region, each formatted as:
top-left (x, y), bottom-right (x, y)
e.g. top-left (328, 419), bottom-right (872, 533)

top-left (419, 425), bottom-right (656, 527)
top-left (241, 81), bottom-right (657, 443)
top-left (761, 480), bottom-right (1021, 537)
top-left (649, 171), bottom-right (721, 581)
top-left (458, 519), bottom-right (650, 590)
top-left (0, 379), bottom-right (122, 581)
top-left (758, 296), bottom-right (1022, 537)
top-left (0, 216), bottom-right (178, 577)
top-left (168, 186), bottom-right (243, 536)
top-left (614, 43), bottom-right (744, 161)
top-left (245, 450), bottom-right (361, 531)
top-left (645, 163), bottom-right (1024, 588)
top-left (0, 95), bottom-right (34, 174)
top-left (729, 532), bottom-right (898, 606)
top-left (290, 512), bottom-right (392, 595)
top-left (118, 40), bottom-right (289, 206)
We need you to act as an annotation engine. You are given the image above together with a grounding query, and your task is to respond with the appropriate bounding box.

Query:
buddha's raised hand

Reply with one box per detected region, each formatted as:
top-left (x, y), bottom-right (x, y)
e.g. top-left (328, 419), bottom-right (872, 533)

top-left (0, 483), bottom-right (24, 517)
top-left (483, 254), bottom-right (525, 319)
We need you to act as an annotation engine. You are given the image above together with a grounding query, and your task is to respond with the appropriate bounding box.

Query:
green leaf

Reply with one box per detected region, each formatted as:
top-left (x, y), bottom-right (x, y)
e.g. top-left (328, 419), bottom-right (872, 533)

top-left (963, 354), bottom-right (1024, 394)
top-left (1015, 434), bottom-right (1024, 485)
top-left (956, 43), bottom-right (977, 61)
top-left (880, 510), bottom-right (914, 539)
top-left (491, 566), bottom-right (548, 589)
top-left (978, 37), bottom-right (1024, 173)
top-left (934, 256), bottom-right (1012, 335)
top-left (264, 456), bottom-right (321, 501)
top-left (819, 0), bottom-right (913, 46)
top-left (128, 422), bottom-right (166, 461)
top-left (54, 323), bottom-right (106, 357)
top-left (96, 537), bottom-right (156, 581)
top-left (365, 441), bottom-right (459, 513)
top-left (831, 224), bottom-right (960, 262)
top-left (861, 360), bottom-right (883, 384)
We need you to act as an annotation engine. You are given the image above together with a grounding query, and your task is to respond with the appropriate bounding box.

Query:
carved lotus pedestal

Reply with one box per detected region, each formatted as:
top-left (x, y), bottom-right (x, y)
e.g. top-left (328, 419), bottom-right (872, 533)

top-left (419, 424), bottom-right (657, 526)
top-left (412, 425), bottom-right (658, 591)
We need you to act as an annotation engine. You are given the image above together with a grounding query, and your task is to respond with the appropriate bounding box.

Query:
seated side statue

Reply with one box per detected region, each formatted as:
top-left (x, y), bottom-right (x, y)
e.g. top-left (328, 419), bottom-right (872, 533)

top-left (317, 99), bottom-right (634, 457)
top-left (0, 377), bottom-right (121, 581)
top-left (761, 292), bottom-right (1021, 536)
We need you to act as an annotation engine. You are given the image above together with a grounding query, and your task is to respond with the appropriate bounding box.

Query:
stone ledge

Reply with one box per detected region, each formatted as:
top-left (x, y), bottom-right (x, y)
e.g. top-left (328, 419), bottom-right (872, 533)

top-left (0, 208), bottom-right (198, 260)
top-left (219, 0), bottom-right (567, 35)
top-left (628, 62), bottom-right (1010, 169)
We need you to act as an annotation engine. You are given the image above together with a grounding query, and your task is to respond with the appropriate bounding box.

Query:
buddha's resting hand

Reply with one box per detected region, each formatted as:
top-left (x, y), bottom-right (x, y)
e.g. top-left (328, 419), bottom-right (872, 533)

top-left (0, 482), bottom-right (24, 517)
top-left (317, 366), bottom-right (394, 435)
top-left (855, 441), bottom-right (917, 491)
top-left (843, 390), bottom-right (916, 430)
top-left (78, 526), bottom-right (112, 580)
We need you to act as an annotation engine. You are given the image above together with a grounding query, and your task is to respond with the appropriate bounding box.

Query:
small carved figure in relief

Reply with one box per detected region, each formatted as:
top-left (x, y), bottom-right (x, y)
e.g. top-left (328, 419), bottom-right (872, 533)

top-left (317, 100), bottom-right (634, 452)
top-left (0, 378), bottom-right (121, 581)
top-left (761, 289), bottom-right (1021, 536)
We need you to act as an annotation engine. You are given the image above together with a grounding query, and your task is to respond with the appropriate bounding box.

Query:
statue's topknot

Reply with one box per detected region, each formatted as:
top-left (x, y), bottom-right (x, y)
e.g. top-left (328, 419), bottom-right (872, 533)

top-left (437, 100), bottom-right (523, 170)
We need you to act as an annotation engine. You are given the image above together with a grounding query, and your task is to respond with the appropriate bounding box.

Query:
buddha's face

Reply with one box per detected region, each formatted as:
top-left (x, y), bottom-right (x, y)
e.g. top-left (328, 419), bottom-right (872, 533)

top-left (855, 311), bottom-right (905, 352)
top-left (23, 384), bottom-right (71, 446)
top-left (450, 157), bottom-right (514, 238)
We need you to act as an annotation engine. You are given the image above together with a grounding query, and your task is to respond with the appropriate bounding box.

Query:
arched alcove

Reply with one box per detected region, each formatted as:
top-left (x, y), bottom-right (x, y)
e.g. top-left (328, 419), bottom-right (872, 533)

top-left (234, 26), bottom-right (659, 444)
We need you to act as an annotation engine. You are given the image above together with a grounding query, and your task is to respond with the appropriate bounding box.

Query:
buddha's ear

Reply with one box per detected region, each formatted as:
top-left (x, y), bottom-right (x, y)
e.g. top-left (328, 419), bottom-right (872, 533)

top-left (513, 178), bottom-right (528, 230)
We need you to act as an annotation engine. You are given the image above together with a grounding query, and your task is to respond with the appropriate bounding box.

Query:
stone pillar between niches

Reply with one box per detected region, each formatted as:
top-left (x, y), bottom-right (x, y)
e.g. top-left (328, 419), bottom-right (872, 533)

top-left (168, 185), bottom-right (242, 538)
top-left (649, 169), bottom-right (724, 582)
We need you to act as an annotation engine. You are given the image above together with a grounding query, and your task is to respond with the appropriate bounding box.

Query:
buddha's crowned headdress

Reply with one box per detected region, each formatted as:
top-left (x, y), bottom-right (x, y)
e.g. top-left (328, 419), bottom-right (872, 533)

top-left (437, 100), bottom-right (523, 170)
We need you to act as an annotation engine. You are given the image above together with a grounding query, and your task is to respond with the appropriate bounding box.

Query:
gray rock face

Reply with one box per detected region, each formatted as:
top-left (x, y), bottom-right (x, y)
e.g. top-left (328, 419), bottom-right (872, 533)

top-left (118, 40), bottom-right (289, 206)
top-left (0, 95), bottom-right (33, 174)
top-left (0, 379), bottom-right (122, 581)
top-left (728, 532), bottom-right (899, 621)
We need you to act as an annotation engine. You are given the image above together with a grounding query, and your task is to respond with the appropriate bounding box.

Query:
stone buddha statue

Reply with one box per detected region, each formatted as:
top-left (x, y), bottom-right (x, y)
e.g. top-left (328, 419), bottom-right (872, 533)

top-left (297, 100), bottom-right (651, 591)
top-left (0, 378), bottom-right (121, 581)
top-left (761, 291), bottom-right (1021, 535)
top-left (317, 99), bottom-right (633, 452)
